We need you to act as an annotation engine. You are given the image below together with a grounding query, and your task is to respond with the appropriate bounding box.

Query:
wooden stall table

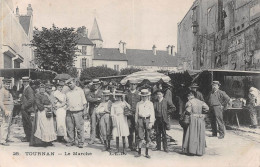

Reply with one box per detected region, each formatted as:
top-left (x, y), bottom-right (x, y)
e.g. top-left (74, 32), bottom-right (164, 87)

top-left (226, 108), bottom-right (244, 127)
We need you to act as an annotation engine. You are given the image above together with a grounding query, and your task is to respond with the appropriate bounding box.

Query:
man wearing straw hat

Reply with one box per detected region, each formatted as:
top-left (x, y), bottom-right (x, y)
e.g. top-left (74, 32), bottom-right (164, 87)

top-left (0, 79), bottom-right (14, 146)
top-left (189, 83), bottom-right (204, 102)
top-left (208, 81), bottom-right (231, 139)
top-left (135, 89), bottom-right (155, 158)
top-left (21, 76), bottom-right (35, 142)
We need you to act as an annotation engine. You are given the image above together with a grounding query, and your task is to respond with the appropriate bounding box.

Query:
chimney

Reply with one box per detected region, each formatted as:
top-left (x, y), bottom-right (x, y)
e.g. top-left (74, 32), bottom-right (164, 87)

top-left (16, 6), bottom-right (19, 16)
top-left (119, 41), bottom-right (124, 53)
top-left (152, 45), bottom-right (157, 55)
top-left (166, 45), bottom-right (171, 55)
top-left (27, 4), bottom-right (33, 16)
top-left (123, 42), bottom-right (126, 54)
top-left (171, 45), bottom-right (175, 56)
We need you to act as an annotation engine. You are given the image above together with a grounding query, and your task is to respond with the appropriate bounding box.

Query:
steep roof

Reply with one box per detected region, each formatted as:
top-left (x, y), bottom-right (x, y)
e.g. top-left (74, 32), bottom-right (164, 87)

top-left (19, 15), bottom-right (31, 35)
top-left (93, 48), bottom-right (127, 61)
top-left (76, 34), bottom-right (94, 45)
top-left (126, 49), bottom-right (177, 67)
top-left (89, 18), bottom-right (103, 41)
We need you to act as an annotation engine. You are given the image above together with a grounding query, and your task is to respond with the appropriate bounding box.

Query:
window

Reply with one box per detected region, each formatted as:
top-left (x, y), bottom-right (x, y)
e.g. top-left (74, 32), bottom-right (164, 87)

top-left (82, 58), bottom-right (87, 69)
top-left (114, 65), bottom-right (119, 71)
top-left (82, 46), bottom-right (87, 55)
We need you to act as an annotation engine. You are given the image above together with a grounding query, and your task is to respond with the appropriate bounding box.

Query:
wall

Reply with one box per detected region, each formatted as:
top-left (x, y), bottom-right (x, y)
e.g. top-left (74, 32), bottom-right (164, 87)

top-left (74, 44), bottom-right (94, 72)
top-left (93, 60), bottom-right (127, 71)
top-left (1, 0), bottom-right (33, 69)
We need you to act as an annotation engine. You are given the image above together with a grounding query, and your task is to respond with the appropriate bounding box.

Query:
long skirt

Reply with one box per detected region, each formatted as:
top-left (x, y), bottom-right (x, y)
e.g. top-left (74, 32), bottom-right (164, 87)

top-left (112, 113), bottom-right (129, 138)
top-left (182, 114), bottom-right (206, 156)
top-left (56, 107), bottom-right (67, 136)
top-left (34, 110), bottom-right (57, 142)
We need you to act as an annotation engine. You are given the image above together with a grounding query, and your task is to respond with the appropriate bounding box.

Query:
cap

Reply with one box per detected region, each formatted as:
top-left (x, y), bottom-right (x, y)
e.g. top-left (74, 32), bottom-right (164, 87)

top-left (2, 78), bottom-right (12, 83)
top-left (92, 79), bottom-right (101, 85)
top-left (45, 83), bottom-right (53, 89)
top-left (57, 81), bottom-right (65, 86)
top-left (129, 80), bottom-right (138, 84)
top-left (39, 83), bottom-right (45, 88)
top-left (189, 83), bottom-right (199, 88)
top-left (65, 78), bottom-right (74, 84)
top-left (22, 76), bottom-right (30, 81)
top-left (212, 81), bottom-right (221, 86)
top-left (114, 90), bottom-right (126, 96)
top-left (139, 89), bottom-right (151, 96)
top-left (102, 90), bottom-right (111, 96)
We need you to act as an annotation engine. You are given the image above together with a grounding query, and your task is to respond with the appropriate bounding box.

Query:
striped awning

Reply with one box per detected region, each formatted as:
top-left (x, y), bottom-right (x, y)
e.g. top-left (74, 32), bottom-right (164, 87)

top-left (120, 71), bottom-right (170, 85)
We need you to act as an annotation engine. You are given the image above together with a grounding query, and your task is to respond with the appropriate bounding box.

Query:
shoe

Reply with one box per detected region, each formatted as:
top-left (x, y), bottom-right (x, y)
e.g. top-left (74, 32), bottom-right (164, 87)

top-left (152, 148), bottom-right (161, 151)
top-left (218, 136), bottom-right (224, 139)
top-left (135, 153), bottom-right (141, 158)
top-left (249, 125), bottom-right (257, 129)
top-left (164, 149), bottom-right (169, 153)
top-left (88, 140), bottom-right (95, 145)
top-left (78, 145), bottom-right (83, 148)
top-left (1, 143), bottom-right (10, 146)
top-left (21, 138), bottom-right (29, 142)
top-left (6, 139), bottom-right (14, 143)
top-left (145, 154), bottom-right (151, 159)
top-left (66, 143), bottom-right (74, 147)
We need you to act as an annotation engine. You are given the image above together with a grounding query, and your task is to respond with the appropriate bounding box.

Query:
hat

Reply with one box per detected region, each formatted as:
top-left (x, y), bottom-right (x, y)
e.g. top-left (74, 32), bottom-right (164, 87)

top-left (189, 83), bottom-right (199, 88)
top-left (92, 79), bottom-right (101, 85)
top-left (139, 89), bottom-right (151, 96)
top-left (65, 78), bottom-right (74, 84)
top-left (57, 81), bottom-right (65, 86)
top-left (39, 83), bottom-right (45, 88)
top-left (212, 81), bottom-right (221, 86)
top-left (129, 80), bottom-right (138, 84)
top-left (102, 90), bottom-right (111, 96)
top-left (22, 76), bottom-right (30, 81)
top-left (114, 90), bottom-right (126, 96)
top-left (2, 78), bottom-right (12, 83)
top-left (45, 83), bottom-right (53, 89)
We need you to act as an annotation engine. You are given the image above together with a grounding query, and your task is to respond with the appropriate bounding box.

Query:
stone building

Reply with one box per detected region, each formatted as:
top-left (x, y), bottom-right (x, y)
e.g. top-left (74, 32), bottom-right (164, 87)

top-left (177, 0), bottom-right (260, 71)
top-left (0, 0), bottom-right (34, 69)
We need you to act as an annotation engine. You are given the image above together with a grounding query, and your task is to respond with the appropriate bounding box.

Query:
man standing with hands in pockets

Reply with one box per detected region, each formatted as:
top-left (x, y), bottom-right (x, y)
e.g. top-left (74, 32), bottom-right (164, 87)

top-left (65, 78), bottom-right (87, 148)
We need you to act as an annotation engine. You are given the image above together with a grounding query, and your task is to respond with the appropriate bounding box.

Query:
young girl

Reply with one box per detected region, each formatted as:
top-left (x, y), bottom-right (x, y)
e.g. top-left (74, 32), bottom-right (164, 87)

top-left (110, 91), bottom-right (130, 153)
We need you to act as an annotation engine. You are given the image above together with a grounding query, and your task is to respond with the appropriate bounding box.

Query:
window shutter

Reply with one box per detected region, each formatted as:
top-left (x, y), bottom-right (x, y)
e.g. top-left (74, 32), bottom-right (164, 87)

top-left (80, 58), bottom-right (82, 68)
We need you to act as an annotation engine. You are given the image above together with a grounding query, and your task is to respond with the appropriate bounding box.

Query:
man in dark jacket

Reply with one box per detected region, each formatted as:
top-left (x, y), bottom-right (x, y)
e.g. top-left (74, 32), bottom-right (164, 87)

top-left (21, 77), bottom-right (35, 142)
top-left (86, 79), bottom-right (103, 144)
top-left (153, 90), bottom-right (176, 152)
top-left (125, 79), bottom-right (141, 151)
top-left (189, 83), bottom-right (204, 102)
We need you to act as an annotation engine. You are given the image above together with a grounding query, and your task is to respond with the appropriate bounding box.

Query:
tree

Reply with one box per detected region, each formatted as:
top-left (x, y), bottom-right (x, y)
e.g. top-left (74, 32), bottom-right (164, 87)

top-left (120, 67), bottom-right (142, 75)
top-left (31, 25), bottom-right (78, 74)
top-left (67, 67), bottom-right (78, 78)
top-left (80, 66), bottom-right (119, 81)
top-left (76, 26), bottom-right (87, 37)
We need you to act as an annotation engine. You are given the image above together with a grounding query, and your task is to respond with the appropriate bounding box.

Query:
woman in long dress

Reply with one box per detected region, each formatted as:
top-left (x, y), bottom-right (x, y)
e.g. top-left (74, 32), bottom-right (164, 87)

top-left (33, 83), bottom-right (57, 146)
top-left (53, 81), bottom-right (67, 142)
top-left (111, 91), bottom-right (130, 153)
top-left (182, 90), bottom-right (209, 156)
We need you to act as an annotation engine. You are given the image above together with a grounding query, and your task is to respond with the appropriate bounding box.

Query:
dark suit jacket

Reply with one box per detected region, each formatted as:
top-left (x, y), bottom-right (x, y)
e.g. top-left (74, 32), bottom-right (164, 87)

top-left (125, 90), bottom-right (141, 113)
top-left (153, 98), bottom-right (176, 124)
top-left (21, 85), bottom-right (35, 113)
top-left (86, 89), bottom-right (103, 115)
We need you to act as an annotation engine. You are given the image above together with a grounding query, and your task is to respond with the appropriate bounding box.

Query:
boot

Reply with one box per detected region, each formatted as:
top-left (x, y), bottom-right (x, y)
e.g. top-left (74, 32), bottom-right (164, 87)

top-left (103, 140), bottom-right (107, 151)
top-left (135, 148), bottom-right (141, 157)
top-left (145, 148), bottom-right (151, 158)
top-left (128, 135), bottom-right (133, 150)
top-left (107, 140), bottom-right (111, 151)
top-left (122, 137), bottom-right (126, 154)
top-left (115, 137), bottom-right (119, 153)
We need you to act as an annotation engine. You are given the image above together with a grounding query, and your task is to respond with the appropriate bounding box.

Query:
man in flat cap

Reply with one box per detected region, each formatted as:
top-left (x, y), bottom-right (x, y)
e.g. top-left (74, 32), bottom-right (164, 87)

top-left (125, 79), bottom-right (141, 151)
top-left (65, 78), bottom-right (87, 148)
top-left (21, 77), bottom-right (35, 142)
top-left (86, 78), bottom-right (103, 144)
top-left (208, 81), bottom-right (231, 139)
top-left (0, 79), bottom-right (14, 146)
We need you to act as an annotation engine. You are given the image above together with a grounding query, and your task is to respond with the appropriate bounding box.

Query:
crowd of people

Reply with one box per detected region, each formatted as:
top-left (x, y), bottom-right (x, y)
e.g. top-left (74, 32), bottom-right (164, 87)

top-left (0, 75), bottom-right (259, 158)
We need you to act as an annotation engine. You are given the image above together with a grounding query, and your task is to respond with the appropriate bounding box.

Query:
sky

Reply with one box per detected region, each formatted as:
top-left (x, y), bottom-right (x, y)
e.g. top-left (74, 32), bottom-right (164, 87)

top-left (12, 0), bottom-right (194, 51)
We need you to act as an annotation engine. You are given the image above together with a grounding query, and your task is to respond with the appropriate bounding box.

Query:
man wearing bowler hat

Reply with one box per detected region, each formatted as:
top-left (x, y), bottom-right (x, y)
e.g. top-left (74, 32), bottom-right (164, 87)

top-left (125, 79), bottom-right (141, 151)
top-left (189, 83), bottom-right (204, 102)
top-left (208, 81), bottom-right (231, 139)
top-left (86, 78), bottom-right (103, 144)
top-left (0, 79), bottom-right (14, 146)
top-left (21, 76), bottom-right (35, 142)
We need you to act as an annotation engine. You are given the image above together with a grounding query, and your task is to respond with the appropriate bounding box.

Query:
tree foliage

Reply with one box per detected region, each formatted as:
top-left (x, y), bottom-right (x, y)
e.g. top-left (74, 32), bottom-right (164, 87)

top-left (31, 25), bottom-right (78, 73)
top-left (120, 67), bottom-right (142, 75)
top-left (80, 66), bottom-right (119, 81)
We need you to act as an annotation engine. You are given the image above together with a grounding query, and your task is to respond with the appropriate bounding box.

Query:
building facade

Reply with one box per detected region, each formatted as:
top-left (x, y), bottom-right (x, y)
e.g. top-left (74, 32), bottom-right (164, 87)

top-left (0, 0), bottom-right (34, 69)
top-left (177, 0), bottom-right (260, 71)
